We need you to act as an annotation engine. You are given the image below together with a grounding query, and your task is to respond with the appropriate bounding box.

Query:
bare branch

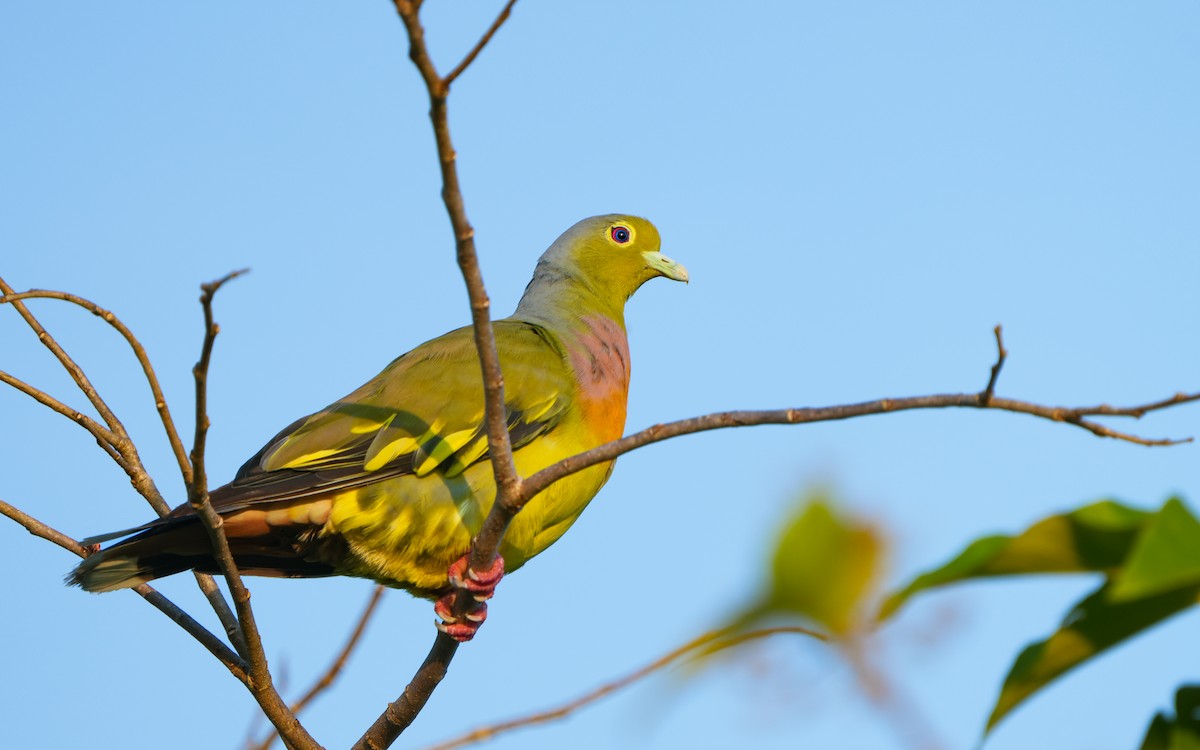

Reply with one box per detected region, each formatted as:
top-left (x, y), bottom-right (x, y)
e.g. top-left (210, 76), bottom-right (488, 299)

top-left (519, 388), bottom-right (1200, 503)
top-left (352, 634), bottom-right (459, 750)
top-left (0, 368), bottom-right (127, 468)
top-left (181, 270), bottom-right (322, 750)
top-left (0, 497), bottom-right (248, 681)
top-left (251, 586), bottom-right (386, 750)
top-left (422, 626), bottom-right (827, 750)
top-left (0, 288), bottom-right (195, 484)
top-left (0, 275), bottom-right (171, 514)
top-left (443, 0), bottom-right (518, 89)
top-left (981, 324), bottom-right (1007, 405)
top-left (391, 1), bottom-right (522, 516)
top-left (365, 3), bottom-right (532, 743)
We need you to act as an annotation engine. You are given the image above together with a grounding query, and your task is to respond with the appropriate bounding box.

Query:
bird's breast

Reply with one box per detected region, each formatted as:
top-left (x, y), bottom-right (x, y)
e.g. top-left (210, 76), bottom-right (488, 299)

top-left (568, 314), bottom-right (631, 443)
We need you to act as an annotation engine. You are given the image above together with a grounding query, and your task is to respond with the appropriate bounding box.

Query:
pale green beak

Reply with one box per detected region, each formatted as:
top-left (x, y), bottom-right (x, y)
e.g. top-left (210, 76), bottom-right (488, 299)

top-left (642, 250), bottom-right (689, 283)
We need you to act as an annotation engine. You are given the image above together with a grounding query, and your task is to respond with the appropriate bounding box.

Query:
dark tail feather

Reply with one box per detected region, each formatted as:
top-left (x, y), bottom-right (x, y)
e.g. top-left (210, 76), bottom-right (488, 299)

top-left (68, 518), bottom-right (219, 592)
top-left (67, 515), bottom-right (339, 592)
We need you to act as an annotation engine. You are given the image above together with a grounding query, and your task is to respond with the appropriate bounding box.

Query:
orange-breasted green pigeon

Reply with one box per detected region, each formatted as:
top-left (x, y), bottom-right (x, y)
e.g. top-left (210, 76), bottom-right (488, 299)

top-left (69, 214), bottom-right (688, 640)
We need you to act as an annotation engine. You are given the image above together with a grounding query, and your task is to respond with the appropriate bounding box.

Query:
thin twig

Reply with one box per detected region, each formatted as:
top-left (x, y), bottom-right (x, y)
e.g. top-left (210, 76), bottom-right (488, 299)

top-left (0, 497), bottom-right (248, 681)
top-left (0, 288), bottom-right (194, 484)
top-left (442, 0), bottom-right (518, 89)
top-left (251, 586), bottom-right (386, 750)
top-left (0, 285), bottom-right (249, 659)
top-left (421, 626), bottom-right (828, 750)
top-left (183, 270), bottom-right (322, 750)
top-left (846, 644), bottom-right (945, 750)
top-left (0, 275), bottom-right (171, 514)
top-left (0, 368), bottom-right (128, 470)
top-left (353, 634), bottom-right (460, 750)
top-left (981, 325), bottom-right (1006, 405)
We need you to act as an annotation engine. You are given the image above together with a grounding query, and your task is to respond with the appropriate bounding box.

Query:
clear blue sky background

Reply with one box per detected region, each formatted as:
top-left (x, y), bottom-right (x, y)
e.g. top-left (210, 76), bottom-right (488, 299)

top-left (2, 3), bottom-right (1198, 749)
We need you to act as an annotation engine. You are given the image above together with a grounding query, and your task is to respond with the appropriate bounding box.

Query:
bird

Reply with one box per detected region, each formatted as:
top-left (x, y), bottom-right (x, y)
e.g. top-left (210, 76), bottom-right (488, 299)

top-left (69, 214), bottom-right (688, 640)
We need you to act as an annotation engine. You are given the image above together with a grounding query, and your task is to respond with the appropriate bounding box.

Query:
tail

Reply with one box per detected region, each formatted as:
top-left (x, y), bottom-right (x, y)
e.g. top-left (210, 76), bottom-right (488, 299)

top-left (68, 511), bottom-right (341, 592)
top-left (68, 518), bottom-right (223, 592)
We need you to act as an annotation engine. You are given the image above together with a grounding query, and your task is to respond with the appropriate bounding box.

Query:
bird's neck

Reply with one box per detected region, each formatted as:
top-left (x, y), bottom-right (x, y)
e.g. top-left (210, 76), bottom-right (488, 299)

top-left (514, 276), bottom-right (631, 443)
top-left (513, 268), bottom-right (627, 333)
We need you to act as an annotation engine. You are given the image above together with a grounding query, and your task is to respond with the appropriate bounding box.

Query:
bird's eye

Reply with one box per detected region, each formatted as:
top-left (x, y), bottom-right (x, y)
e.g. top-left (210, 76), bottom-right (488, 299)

top-left (611, 226), bottom-right (631, 244)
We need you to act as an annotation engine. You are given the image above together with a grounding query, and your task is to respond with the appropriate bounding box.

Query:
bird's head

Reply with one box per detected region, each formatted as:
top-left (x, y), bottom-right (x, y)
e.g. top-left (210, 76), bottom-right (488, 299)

top-left (526, 215), bottom-right (688, 311)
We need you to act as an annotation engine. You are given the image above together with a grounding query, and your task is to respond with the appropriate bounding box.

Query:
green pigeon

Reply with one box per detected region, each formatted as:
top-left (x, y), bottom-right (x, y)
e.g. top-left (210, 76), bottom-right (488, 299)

top-left (69, 214), bottom-right (688, 640)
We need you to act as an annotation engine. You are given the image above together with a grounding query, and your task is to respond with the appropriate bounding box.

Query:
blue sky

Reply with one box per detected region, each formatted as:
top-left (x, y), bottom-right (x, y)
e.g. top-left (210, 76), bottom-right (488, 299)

top-left (2, 3), bottom-right (1198, 749)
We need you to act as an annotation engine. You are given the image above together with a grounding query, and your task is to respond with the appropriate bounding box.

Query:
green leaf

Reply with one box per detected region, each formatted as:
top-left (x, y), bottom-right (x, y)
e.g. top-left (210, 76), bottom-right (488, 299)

top-left (986, 583), bottom-right (1200, 732)
top-left (879, 500), bottom-right (1149, 620)
top-left (764, 498), bottom-right (883, 635)
top-left (1112, 499), bottom-right (1200, 602)
top-left (1138, 685), bottom-right (1200, 750)
top-left (713, 493), bottom-right (883, 643)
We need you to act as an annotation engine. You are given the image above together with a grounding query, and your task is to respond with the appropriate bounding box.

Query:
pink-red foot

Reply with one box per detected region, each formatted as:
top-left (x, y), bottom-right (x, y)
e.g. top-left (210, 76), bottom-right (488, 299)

top-left (435, 554), bottom-right (505, 642)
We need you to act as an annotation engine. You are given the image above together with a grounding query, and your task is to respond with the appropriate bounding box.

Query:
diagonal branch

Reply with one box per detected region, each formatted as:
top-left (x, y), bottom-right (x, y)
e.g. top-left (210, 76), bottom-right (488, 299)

top-left (0, 288), bottom-right (195, 485)
top-left (0, 284), bottom-right (246, 661)
top-left (421, 626), bottom-right (827, 750)
top-left (443, 0), bottom-right (518, 89)
top-left (0, 497), bottom-right (248, 681)
top-left (251, 586), bottom-right (386, 750)
top-left (0, 274), bottom-right (171, 514)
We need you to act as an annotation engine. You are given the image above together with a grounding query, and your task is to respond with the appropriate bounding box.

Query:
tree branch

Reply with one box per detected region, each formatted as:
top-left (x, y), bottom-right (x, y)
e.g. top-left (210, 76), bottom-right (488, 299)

top-left (981, 324), bottom-right (1007, 406)
top-left (421, 626), bottom-right (827, 750)
top-left (0, 275), bottom-right (170, 512)
top-left (352, 633), bottom-right (460, 750)
top-left (518, 389), bottom-right (1199, 505)
top-left (0, 288), bottom-right (195, 484)
top-left (0, 282), bottom-right (248, 662)
top-left (250, 586), bottom-right (386, 750)
top-left (0, 497), bottom-right (249, 681)
top-left (443, 0), bottom-right (518, 89)
top-left (182, 271), bottom-right (322, 750)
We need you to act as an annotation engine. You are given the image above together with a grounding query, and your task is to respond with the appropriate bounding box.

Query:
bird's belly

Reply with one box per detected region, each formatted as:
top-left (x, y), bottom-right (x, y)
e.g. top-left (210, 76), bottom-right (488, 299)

top-left (324, 426), bottom-right (614, 597)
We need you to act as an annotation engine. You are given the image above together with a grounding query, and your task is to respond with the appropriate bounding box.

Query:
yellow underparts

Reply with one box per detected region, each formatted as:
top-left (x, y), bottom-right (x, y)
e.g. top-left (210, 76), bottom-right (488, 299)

top-left (324, 421), bottom-right (616, 598)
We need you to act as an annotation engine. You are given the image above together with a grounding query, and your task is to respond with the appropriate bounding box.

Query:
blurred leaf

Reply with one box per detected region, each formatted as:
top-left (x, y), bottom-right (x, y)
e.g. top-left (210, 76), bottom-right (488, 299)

top-left (880, 500), bottom-right (1149, 620)
top-left (986, 583), bottom-right (1200, 732)
top-left (1138, 685), bottom-right (1200, 750)
top-left (765, 499), bottom-right (883, 635)
top-left (1112, 499), bottom-right (1200, 602)
top-left (716, 493), bottom-right (885, 643)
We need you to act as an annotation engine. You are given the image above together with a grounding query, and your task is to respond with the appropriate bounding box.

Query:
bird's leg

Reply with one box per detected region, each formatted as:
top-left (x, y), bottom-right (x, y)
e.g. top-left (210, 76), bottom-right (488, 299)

top-left (434, 553), bottom-right (505, 642)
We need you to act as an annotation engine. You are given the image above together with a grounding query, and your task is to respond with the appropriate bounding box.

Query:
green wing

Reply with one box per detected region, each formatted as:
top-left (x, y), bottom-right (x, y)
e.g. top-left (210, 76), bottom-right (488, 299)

top-left (207, 320), bottom-right (572, 512)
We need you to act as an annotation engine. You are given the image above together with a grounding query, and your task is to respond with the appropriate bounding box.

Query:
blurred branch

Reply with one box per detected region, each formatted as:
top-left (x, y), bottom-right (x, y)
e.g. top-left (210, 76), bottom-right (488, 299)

top-left (421, 626), bottom-right (828, 750)
top-left (846, 644), bottom-right (944, 750)
top-left (353, 634), bottom-right (459, 750)
top-left (251, 586), bottom-right (386, 750)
